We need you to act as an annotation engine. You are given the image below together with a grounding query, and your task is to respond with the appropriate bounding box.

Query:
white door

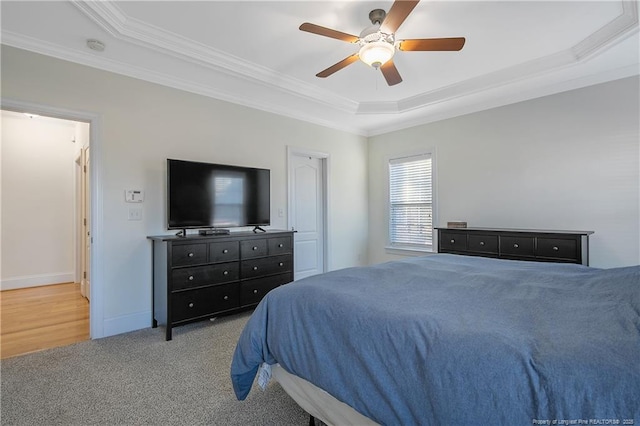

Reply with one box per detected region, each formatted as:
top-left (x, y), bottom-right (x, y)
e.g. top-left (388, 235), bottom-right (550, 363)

top-left (289, 152), bottom-right (325, 280)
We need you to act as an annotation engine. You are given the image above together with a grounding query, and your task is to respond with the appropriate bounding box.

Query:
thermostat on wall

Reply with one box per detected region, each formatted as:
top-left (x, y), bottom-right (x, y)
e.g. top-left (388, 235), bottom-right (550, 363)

top-left (125, 189), bottom-right (144, 203)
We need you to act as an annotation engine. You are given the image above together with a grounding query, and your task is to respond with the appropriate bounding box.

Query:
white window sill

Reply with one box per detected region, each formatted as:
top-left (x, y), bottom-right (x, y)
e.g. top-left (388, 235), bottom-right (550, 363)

top-left (385, 245), bottom-right (435, 257)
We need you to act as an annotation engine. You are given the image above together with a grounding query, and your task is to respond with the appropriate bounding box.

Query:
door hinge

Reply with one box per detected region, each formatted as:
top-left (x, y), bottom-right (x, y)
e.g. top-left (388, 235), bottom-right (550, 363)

top-left (83, 271), bottom-right (87, 279)
top-left (84, 218), bottom-right (87, 226)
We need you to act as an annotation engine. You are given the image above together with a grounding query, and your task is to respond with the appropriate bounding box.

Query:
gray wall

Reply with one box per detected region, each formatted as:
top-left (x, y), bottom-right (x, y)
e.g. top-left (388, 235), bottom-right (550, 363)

top-left (368, 76), bottom-right (640, 268)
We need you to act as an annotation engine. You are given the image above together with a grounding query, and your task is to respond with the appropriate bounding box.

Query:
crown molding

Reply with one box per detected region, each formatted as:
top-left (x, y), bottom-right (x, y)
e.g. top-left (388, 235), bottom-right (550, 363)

top-left (572, 0), bottom-right (638, 61)
top-left (358, 0), bottom-right (638, 115)
top-left (70, 1), bottom-right (359, 114)
top-left (71, 0), bottom-right (637, 118)
top-left (365, 63), bottom-right (640, 137)
top-left (358, 49), bottom-right (576, 114)
top-left (2, 1), bottom-right (637, 138)
top-left (0, 30), bottom-right (368, 136)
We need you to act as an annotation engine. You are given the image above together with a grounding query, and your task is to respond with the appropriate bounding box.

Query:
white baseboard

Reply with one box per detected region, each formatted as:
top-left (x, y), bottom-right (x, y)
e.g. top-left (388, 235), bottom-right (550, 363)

top-left (0, 272), bottom-right (75, 291)
top-left (102, 310), bottom-right (152, 338)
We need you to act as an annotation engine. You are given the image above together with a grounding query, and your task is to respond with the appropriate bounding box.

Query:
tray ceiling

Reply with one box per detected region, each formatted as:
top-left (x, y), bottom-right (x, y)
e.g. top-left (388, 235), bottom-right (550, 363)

top-left (1, 1), bottom-right (638, 136)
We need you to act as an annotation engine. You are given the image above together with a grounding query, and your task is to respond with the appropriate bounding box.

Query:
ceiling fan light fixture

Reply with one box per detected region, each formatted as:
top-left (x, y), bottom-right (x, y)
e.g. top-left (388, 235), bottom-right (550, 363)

top-left (300, 1), bottom-right (465, 85)
top-left (359, 41), bottom-right (395, 69)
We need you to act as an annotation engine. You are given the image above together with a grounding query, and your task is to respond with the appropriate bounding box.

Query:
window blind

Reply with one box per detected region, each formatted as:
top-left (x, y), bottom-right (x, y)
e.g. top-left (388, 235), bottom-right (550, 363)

top-left (389, 154), bottom-right (433, 248)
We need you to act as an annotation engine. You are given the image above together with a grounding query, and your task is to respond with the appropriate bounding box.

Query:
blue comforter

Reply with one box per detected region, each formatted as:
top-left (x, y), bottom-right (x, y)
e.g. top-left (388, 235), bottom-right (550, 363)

top-left (231, 254), bottom-right (640, 425)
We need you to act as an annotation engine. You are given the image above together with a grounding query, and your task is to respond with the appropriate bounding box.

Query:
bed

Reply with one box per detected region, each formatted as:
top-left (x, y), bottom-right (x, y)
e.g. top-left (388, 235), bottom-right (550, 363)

top-left (230, 254), bottom-right (640, 425)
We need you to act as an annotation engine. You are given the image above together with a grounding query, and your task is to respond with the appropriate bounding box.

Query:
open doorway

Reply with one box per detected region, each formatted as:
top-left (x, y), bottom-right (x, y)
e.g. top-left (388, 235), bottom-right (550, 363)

top-left (0, 109), bottom-right (91, 358)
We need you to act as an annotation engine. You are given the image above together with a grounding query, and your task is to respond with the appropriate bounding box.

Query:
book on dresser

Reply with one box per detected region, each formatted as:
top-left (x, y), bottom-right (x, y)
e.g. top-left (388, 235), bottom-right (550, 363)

top-left (148, 230), bottom-right (294, 340)
top-left (435, 227), bottom-right (594, 266)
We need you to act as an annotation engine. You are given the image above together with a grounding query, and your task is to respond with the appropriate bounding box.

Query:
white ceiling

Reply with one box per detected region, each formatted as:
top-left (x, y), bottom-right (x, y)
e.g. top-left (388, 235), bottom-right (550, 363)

top-left (2, 1), bottom-right (638, 136)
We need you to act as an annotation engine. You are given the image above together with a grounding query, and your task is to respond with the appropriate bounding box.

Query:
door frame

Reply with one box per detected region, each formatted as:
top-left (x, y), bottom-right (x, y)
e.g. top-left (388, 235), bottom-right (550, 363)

top-left (2, 98), bottom-right (105, 339)
top-left (286, 146), bottom-right (331, 276)
top-left (77, 146), bottom-right (91, 300)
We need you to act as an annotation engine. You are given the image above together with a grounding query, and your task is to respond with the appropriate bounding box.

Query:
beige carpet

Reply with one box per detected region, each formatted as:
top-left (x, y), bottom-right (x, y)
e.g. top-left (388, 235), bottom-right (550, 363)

top-left (0, 311), bottom-right (307, 425)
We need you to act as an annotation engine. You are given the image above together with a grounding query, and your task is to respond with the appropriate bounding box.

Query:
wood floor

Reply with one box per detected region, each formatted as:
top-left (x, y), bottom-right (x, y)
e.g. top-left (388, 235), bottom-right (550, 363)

top-left (0, 282), bottom-right (89, 359)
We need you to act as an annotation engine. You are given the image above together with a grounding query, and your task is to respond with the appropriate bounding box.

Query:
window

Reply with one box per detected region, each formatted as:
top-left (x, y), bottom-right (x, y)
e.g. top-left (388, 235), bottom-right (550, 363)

top-left (388, 153), bottom-right (433, 251)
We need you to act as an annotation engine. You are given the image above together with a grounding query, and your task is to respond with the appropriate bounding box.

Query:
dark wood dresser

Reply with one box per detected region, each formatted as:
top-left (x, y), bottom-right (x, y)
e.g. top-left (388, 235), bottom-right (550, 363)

top-left (436, 228), bottom-right (593, 266)
top-left (149, 230), bottom-right (294, 340)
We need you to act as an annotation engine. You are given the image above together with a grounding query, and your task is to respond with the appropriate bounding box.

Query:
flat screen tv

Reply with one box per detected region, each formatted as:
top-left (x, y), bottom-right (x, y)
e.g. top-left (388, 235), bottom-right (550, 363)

top-left (167, 159), bottom-right (270, 231)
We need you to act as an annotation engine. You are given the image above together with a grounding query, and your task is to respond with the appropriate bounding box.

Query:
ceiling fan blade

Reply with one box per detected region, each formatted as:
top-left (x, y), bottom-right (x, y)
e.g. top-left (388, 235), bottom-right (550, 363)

top-left (299, 23), bottom-right (359, 43)
top-left (316, 54), bottom-right (360, 78)
top-left (399, 37), bottom-right (466, 51)
top-left (380, 60), bottom-right (403, 86)
top-left (380, 0), bottom-right (420, 34)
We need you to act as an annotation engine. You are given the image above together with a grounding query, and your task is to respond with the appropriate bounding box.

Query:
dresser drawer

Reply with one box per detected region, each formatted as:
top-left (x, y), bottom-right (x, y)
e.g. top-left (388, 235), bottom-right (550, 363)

top-left (500, 236), bottom-right (535, 257)
top-left (209, 241), bottom-right (239, 263)
top-left (171, 243), bottom-right (207, 266)
top-left (268, 237), bottom-right (292, 255)
top-left (171, 284), bottom-right (240, 322)
top-left (242, 254), bottom-right (292, 279)
top-left (240, 273), bottom-right (291, 307)
top-left (171, 262), bottom-right (239, 291)
top-left (241, 239), bottom-right (268, 258)
top-left (468, 234), bottom-right (498, 254)
top-left (536, 237), bottom-right (578, 262)
top-left (439, 231), bottom-right (467, 251)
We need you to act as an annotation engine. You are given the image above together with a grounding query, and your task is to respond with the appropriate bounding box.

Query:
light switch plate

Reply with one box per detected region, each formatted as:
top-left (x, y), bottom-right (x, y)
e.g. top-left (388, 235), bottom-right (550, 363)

top-left (128, 207), bottom-right (142, 221)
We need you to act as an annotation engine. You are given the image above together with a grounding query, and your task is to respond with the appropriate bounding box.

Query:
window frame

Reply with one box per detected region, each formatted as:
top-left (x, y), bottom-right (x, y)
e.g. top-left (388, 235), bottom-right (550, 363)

top-left (385, 150), bottom-right (437, 255)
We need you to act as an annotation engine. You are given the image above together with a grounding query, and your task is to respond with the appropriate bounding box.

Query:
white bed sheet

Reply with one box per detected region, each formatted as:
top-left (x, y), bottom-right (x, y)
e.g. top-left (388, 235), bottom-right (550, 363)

top-left (272, 364), bottom-right (379, 426)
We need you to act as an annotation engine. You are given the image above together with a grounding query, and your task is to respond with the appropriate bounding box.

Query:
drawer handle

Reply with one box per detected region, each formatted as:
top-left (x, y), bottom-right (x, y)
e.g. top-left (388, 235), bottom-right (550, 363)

top-left (223, 271), bottom-right (229, 275)
top-left (223, 249), bottom-right (228, 254)
top-left (188, 275), bottom-right (194, 281)
top-left (252, 246), bottom-right (258, 250)
top-left (553, 246), bottom-right (559, 251)
top-left (278, 243), bottom-right (283, 248)
top-left (188, 252), bottom-right (194, 257)
top-left (223, 295), bottom-right (228, 300)
top-left (513, 244), bottom-right (519, 248)
top-left (188, 302), bottom-right (194, 308)
top-left (279, 262), bottom-right (284, 267)
top-left (450, 239), bottom-right (455, 244)
top-left (253, 266), bottom-right (258, 271)
top-left (479, 241), bottom-right (485, 246)
top-left (253, 289), bottom-right (258, 294)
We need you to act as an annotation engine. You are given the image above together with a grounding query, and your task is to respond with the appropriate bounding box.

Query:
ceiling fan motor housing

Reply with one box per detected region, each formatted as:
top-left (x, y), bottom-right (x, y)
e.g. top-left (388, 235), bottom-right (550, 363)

top-left (368, 9), bottom-right (386, 25)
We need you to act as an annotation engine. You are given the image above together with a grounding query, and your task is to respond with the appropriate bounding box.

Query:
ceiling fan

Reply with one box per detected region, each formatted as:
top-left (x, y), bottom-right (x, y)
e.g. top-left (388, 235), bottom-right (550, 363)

top-left (299, 0), bottom-right (465, 86)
